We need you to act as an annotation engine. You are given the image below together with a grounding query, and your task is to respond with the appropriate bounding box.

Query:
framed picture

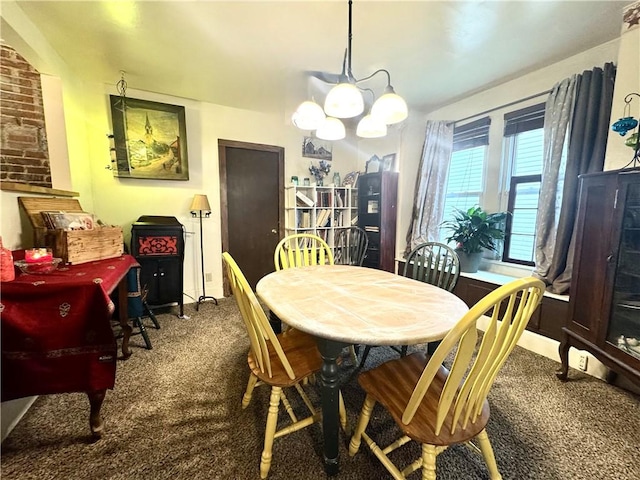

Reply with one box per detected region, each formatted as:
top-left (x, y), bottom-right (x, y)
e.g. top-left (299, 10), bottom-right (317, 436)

top-left (302, 136), bottom-right (332, 161)
top-left (381, 153), bottom-right (396, 172)
top-left (109, 95), bottom-right (189, 180)
top-left (342, 171), bottom-right (360, 188)
top-left (365, 155), bottom-right (380, 174)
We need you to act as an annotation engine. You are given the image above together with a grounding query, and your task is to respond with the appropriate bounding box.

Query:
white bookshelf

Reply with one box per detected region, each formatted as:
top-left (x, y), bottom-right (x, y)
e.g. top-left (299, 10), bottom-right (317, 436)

top-left (285, 184), bottom-right (358, 251)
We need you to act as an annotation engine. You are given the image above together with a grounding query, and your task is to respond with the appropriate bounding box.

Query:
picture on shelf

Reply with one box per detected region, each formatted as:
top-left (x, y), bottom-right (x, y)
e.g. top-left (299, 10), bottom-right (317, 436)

top-left (365, 155), bottom-right (381, 174)
top-left (302, 136), bottom-right (332, 160)
top-left (342, 171), bottom-right (360, 188)
top-left (381, 153), bottom-right (397, 172)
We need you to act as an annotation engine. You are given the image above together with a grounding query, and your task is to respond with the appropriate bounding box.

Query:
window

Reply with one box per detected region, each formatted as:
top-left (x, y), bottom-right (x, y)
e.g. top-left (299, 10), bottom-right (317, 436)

top-left (502, 104), bottom-right (545, 265)
top-left (440, 117), bottom-right (490, 243)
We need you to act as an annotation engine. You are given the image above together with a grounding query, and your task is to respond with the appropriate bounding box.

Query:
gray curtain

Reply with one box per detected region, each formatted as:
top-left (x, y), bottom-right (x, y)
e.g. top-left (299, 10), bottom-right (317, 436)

top-left (540, 63), bottom-right (616, 294)
top-left (405, 121), bottom-right (453, 254)
top-left (533, 76), bottom-right (578, 281)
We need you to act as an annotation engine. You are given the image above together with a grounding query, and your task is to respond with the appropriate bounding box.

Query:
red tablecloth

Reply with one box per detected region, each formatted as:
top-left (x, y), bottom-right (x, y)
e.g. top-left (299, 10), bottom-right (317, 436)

top-left (1, 255), bottom-right (138, 401)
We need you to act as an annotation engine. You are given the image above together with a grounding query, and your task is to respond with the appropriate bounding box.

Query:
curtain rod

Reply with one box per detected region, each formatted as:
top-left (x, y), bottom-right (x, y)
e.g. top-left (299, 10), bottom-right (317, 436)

top-left (449, 89), bottom-right (552, 126)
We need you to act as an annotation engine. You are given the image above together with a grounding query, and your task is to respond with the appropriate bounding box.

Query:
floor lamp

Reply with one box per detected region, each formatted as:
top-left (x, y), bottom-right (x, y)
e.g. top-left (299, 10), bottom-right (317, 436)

top-left (190, 194), bottom-right (218, 310)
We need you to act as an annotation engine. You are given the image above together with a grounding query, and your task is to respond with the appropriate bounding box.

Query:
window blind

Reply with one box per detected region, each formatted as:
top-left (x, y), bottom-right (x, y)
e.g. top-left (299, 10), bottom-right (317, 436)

top-left (453, 117), bottom-right (491, 151)
top-left (503, 102), bottom-right (545, 136)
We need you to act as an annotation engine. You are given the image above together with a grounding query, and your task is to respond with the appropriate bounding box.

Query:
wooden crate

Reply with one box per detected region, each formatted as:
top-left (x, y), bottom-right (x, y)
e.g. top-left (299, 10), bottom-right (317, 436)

top-left (18, 197), bottom-right (124, 264)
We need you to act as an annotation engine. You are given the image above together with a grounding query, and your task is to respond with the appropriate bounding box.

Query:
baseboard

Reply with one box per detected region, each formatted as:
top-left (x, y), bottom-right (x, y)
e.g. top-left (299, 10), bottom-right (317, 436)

top-left (477, 316), bottom-right (609, 381)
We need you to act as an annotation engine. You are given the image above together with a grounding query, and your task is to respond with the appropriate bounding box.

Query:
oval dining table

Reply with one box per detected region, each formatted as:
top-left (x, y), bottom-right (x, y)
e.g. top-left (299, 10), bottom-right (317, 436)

top-left (256, 264), bottom-right (469, 476)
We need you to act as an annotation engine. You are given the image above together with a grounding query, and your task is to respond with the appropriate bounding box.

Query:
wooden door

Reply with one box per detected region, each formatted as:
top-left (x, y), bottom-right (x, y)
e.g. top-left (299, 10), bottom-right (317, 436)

top-left (219, 140), bottom-right (284, 294)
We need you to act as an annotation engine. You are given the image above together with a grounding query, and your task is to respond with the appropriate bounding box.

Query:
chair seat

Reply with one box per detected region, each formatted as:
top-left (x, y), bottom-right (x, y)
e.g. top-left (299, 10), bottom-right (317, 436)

top-left (358, 352), bottom-right (490, 446)
top-left (248, 328), bottom-right (322, 387)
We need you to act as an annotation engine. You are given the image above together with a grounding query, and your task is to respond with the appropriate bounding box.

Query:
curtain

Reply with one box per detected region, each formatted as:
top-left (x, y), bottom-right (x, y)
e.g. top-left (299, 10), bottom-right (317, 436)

top-left (533, 76), bottom-right (578, 281)
top-left (404, 121), bottom-right (453, 254)
top-left (539, 63), bottom-right (616, 294)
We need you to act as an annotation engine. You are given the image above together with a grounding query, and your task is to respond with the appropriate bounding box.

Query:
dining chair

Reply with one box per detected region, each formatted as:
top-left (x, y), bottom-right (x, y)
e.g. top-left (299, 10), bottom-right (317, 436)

top-left (333, 226), bottom-right (369, 266)
top-left (348, 277), bottom-right (545, 480)
top-left (274, 233), bottom-right (334, 271)
top-left (222, 252), bottom-right (347, 479)
top-left (273, 233), bottom-right (360, 365)
top-left (357, 242), bottom-right (460, 368)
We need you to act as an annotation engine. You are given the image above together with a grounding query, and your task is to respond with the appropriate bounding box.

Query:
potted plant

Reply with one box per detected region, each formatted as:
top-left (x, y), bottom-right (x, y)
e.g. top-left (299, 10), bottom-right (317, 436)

top-left (441, 206), bottom-right (508, 273)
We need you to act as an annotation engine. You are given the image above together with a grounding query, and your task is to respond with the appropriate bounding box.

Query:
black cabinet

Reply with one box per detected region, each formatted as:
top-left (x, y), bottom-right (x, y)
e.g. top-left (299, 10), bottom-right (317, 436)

top-left (357, 172), bottom-right (398, 272)
top-left (558, 168), bottom-right (640, 384)
top-left (131, 216), bottom-right (185, 317)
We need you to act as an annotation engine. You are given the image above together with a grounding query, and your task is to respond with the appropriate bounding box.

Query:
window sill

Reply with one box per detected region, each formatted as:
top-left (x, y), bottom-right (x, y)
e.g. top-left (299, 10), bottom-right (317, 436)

top-left (465, 259), bottom-right (568, 302)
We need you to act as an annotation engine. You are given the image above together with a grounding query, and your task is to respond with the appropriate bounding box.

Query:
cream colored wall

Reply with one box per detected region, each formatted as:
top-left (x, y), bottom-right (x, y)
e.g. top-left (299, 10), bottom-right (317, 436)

top-left (396, 40), bottom-right (622, 258)
top-left (605, 9), bottom-right (640, 170)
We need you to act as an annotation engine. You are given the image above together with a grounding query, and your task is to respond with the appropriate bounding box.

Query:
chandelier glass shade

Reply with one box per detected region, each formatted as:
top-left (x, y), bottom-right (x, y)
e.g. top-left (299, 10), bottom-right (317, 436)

top-left (316, 117), bottom-right (346, 141)
top-left (292, 0), bottom-right (407, 140)
top-left (324, 82), bottom-right (364, 118)
top-left (371, 86), bottom-right (408, 125)
top-left (291, 100), bottom-right (326, 130)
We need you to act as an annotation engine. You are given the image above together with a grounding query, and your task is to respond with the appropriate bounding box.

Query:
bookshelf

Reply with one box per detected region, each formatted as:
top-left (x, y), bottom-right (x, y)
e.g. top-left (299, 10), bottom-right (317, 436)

top-left (357, 172), bottom-right (398, 272)
top-left (285, 184), bottom-right (358, 251)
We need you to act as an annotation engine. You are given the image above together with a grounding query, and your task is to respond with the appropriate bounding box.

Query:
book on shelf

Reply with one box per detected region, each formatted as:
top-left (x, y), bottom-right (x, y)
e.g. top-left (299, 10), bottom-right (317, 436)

top-left (296, 190), bottom-right (315, 207)
top-left (364, 225), bottom-right (380, 233)
top-left (367, 200), bottom-right (379, 213)
top-left (351, 215), bottom-right (358, 226)
top-left (316, 209), bottom-right (331, 228)
top-left (335, 191), bottom-right (344, 208)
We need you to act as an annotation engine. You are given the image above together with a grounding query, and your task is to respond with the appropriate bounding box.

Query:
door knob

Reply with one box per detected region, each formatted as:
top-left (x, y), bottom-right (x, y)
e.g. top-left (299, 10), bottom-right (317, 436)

top-left (271, 229), bottom-right (277, 234)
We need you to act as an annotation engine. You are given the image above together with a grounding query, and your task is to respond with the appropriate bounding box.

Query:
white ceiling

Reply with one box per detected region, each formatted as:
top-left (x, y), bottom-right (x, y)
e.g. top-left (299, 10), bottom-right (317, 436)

top-left (5, 1), bottom-right (629, 117)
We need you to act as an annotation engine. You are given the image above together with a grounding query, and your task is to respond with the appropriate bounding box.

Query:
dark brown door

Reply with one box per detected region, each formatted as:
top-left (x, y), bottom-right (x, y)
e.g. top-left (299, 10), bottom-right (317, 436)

top-left (219, 140), bottom-right (284, 294)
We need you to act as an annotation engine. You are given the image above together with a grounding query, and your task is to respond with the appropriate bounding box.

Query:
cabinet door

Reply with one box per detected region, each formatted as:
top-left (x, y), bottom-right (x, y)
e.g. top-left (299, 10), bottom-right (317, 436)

top-left (567, 174), bottom-right (617, 344)
top-left (603, 175), bottom-right (640, 368)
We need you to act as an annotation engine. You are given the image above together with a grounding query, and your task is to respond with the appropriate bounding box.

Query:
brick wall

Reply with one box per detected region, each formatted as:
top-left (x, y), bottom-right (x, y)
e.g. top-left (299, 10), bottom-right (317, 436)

top-left (0, 44), bottom-right (52, 188)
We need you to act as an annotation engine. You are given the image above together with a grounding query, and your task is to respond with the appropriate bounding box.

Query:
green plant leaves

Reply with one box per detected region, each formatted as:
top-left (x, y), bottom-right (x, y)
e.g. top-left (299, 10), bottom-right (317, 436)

top-left (441, 206), bottom-right (509, 254)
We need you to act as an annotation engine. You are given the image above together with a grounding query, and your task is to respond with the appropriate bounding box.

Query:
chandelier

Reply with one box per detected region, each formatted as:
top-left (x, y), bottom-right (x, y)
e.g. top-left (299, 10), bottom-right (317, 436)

top-left (291, 0), bottom-right (408, 140)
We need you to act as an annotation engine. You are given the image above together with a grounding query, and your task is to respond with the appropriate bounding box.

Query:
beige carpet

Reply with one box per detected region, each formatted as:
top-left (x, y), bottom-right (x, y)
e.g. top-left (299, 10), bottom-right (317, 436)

top-left (1, 298), bottom-right (639, 480)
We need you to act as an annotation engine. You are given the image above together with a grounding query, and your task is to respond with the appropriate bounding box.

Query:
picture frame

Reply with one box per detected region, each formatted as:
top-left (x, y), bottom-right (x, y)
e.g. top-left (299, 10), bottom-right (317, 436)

top-left (109, 95), bottom-right (189, 180)
top-left (302, 136), bottom-right (332, 161)
top-left (381, 153), bottom-right (396, 172)
top-left (365, 155), bottom-right (381, 174)
top-left (342, 171), bottom-right (360, 188)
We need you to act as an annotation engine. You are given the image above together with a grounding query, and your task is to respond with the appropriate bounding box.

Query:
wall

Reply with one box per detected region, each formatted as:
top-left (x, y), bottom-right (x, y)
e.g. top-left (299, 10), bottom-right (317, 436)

top-left (397, 40), bottom-right (622, 261)
top-left (605, 1), bottom-right (640, 170)
top-left (0, 44), bottom-right (52, 187)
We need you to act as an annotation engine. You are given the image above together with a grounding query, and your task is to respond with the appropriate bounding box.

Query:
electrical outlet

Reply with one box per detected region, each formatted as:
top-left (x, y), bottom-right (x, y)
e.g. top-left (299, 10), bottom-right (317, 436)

top-left (578, 354), bottom-right (588, 371)
top-left (205, 273), bottom-right (213, 282)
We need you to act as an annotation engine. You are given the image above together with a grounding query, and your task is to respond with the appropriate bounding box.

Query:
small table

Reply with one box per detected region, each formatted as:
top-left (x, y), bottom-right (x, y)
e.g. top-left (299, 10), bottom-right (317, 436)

top-left (1, 254), bottom-right (139, 437)
top-left (256, 265), bottom-right (469, 475)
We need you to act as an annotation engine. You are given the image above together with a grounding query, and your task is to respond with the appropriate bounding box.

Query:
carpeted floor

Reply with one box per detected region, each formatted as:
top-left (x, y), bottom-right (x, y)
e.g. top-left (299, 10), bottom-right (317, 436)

top-left (1, 298), bottom-right (639, 480)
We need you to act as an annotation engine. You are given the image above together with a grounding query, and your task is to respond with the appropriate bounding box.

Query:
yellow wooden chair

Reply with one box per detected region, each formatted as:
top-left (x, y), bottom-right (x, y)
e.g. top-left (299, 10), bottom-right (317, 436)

top-left (274, 233), bottom-right (334, 271)
top-left (273, 233), bottom-right (360, 365)
top-left (349, 277), bottom-right (544, 480)
top-left (222, 252), bottom-right (346, 479)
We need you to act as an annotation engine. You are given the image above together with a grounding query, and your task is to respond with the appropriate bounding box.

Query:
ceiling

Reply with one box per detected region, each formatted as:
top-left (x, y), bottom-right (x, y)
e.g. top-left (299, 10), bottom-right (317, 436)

top-left (5, 1), bottom-right (629, 117)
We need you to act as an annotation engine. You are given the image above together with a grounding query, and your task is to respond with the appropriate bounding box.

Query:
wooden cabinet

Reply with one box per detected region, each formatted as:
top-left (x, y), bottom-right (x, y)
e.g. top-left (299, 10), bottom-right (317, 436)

top-left (357, 172), bottom-right (398, 272)
top-left (131, 216), bottom-right (185, 317)
top-left (557, 168), bottom-right (640, 383)
top-left (285, 184), bottom-right (358, 254)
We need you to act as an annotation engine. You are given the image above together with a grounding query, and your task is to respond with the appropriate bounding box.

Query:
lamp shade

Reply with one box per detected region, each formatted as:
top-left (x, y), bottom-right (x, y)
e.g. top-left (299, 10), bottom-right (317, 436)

top-left (324, 83), bottom-right (364, 119)
top-left (356, 114), bottom-right (388, 138)
top-left (371, 86), bottom-right (408, 125)
top-left (292, 100), bottom-right (326, 130)
top-left (190, 194), bottom-right (211, 212)
top-left (316, 117), bottom-right (346, 141)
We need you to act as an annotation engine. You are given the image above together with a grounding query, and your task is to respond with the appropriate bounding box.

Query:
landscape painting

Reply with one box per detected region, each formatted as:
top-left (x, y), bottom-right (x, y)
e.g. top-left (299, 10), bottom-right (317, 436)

top-left (109, 95), bottom-right (189, 180)
top-left (302, 136), bottom-right (332, 161)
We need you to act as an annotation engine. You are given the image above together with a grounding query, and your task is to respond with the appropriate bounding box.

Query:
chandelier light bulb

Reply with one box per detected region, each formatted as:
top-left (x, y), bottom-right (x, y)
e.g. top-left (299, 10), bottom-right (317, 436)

top-left (356, 114), bottom-right (387, 138)
top-left (371, 86), bottom-right (408, 125)
top-left (316, 117), bottom-right (346, 141)
top-left (324, 83), bottom-right (364, 119)
top-left (292, 100), bottom-right (326, 131)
